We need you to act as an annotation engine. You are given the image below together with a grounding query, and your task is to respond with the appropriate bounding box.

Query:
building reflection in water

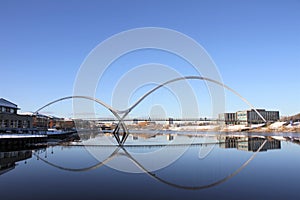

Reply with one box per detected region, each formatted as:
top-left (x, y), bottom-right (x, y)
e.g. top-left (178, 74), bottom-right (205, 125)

top-left (218, 136), bottom-right (281, 152)
top-left (0, 149), bottom-right (32, 176)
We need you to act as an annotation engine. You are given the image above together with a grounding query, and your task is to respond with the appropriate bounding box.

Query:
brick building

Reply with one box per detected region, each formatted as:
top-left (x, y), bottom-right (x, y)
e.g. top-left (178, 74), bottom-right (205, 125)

top-left (0, 98), bottom-right (33, 133)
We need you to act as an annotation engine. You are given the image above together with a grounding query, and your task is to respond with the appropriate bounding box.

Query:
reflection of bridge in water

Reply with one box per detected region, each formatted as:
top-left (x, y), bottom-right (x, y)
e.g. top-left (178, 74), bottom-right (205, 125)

top-left (30, 135), bottom-right (280, 190)
top-left (0, 134), bottom-right (285, 189)
top-left (2, 133), bottom-right (293, 190)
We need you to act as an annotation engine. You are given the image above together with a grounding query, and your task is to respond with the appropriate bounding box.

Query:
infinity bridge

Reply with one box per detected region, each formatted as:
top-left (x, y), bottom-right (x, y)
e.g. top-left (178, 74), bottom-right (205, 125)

top-left (34, 76), bottom-right (267, 146)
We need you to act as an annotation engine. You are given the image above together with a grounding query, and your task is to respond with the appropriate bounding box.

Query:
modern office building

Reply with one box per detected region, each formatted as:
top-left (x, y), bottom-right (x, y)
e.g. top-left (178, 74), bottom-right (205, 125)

top-left (218, 113), bottom-right (236, 125)
top-left (236, 109), bottom-right (279, 125)
top-left (219, 109), bottom-right (280, 125)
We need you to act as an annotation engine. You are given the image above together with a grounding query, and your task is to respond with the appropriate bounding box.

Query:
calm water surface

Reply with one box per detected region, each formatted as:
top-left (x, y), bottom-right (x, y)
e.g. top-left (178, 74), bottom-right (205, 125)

top-left (1, 132), bottom-right (300, 200)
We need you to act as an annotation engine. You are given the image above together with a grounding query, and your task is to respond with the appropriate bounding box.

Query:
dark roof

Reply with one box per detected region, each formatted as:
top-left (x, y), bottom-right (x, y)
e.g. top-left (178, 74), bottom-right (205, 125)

top-left (0, 98), bottom-right (18, 109)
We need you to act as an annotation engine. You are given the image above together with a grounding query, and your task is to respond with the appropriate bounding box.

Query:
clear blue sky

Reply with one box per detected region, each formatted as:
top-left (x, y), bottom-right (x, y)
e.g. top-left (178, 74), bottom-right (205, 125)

top-left (0, 0), bottom-right (299, 117)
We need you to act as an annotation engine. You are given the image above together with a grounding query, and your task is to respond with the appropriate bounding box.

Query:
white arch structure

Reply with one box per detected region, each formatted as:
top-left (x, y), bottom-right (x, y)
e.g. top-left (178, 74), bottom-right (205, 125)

top-left (34, 76), bottom-right (267, 145)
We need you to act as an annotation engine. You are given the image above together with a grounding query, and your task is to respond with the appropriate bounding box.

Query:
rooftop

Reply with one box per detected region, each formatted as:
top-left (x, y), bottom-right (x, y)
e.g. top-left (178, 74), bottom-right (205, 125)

top-left (0, 98), bottom-right (18, 109)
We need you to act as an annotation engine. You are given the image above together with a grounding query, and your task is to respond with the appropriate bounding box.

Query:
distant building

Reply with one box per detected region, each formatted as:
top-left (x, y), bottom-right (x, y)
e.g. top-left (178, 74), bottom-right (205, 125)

top-left (0, 98), bottom-right (75, 133)
top-left (20, 112), bottom-right (75, 131)
top-left (0, 98), bottom-right (33, 133)
top-left (219, 109), bottom-right (280, 125)
top-left (133, 118), bottom-right (138, 124)
top-left (236, 109), bottom-right (279, 125)
top-left (168, 118), bottom-right (174, 125)
top-left (218, 113), bottom-right (236, 125)
top-left (132, 136), bottom-right (138, 140)
top-left (167, 134), bottom-right (174, 141)
top-left (19, 112), bottom-right (50, 130)
top-left (0, 98), bottom-right (18, 114)
top-left (33, 114), bottom-right (49, 130)
top-left (54, 118), bottom-right (75, 130)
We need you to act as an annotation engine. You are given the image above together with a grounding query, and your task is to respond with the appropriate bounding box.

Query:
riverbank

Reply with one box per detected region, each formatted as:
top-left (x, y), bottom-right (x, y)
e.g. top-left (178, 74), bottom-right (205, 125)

top-left (167, 121), bottom-right (300, 133)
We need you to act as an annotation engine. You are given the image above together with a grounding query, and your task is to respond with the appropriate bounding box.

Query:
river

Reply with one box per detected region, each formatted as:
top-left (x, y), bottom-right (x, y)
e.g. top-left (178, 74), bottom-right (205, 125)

top-left (0, 131), bottom-right (299, 200)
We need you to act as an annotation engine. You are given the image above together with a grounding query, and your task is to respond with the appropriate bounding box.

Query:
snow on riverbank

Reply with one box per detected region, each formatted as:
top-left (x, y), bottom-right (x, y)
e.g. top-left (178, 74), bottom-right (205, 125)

top-left (166, 122), bottom-right (299, 133)
top-left (169, 125), bottom-right (218, 131)
top-left (269, 122), bottom-right (287, 129)
top-left (0, 134), bottom-right (47, 139)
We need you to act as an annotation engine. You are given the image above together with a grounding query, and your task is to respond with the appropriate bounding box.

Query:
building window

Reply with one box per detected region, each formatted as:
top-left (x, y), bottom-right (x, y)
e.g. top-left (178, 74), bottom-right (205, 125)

top-left (4, 120), bottom-right (8, 128)
top-left (12, 120), bottom-right (16, 128)
top-left (18, 120), bottom-right (22, 128)
top-left (23, 120), bottom-right (27, 128)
